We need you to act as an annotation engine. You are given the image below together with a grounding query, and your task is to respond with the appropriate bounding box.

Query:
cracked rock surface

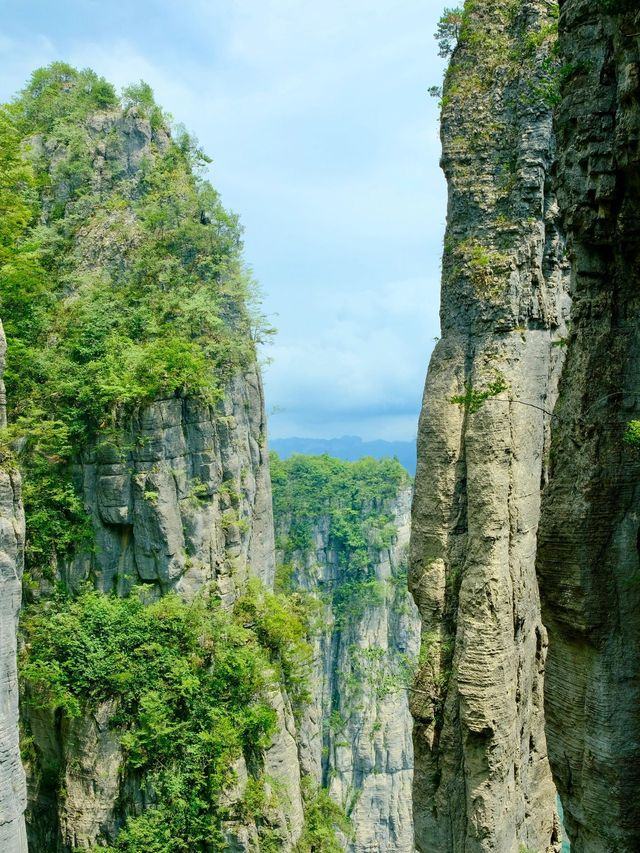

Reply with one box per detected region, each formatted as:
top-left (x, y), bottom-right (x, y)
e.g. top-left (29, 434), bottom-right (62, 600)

top-left (0, 322), bottom-right (28, 853)
top-left (409, 2), bottom-right (568, 850)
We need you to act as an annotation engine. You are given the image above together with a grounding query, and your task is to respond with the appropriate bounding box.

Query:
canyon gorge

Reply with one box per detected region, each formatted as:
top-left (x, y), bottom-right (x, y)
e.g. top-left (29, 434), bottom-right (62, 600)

top-left (0, 0), bottom-right (639, 851)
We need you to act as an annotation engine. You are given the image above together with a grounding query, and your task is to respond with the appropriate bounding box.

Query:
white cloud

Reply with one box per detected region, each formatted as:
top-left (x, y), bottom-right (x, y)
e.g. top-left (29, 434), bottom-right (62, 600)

top-left (264, 276), bottom-right (439, 440)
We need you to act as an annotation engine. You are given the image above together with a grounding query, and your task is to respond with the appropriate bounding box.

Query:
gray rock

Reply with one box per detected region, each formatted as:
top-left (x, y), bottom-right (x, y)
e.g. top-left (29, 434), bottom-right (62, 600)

top-left (537, 2), bottom-right (640, 850)
top-left (278, 485), bottom-right (420, 852)
top-left (60, 370), bottom-right (274, 602)
top-left (58, 700), bottom-right (123, 849)
top-left (21, 107), bottom-right (297, 852)
top-left (409, 1), bottom-right (568, 850)
top-left (24, 362), bottom-right (294, 849)
top-left (0, 321), bottom-right (27, 852)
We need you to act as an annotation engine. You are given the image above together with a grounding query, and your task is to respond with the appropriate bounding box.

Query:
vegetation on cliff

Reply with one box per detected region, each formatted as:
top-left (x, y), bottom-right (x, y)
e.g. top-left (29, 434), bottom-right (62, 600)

top-left (271, 452), bottom-right (410, 622)
top-left (21, 582), bottom-right (313, 850)
top-left (0, 63), bottom-right (270, 575)
top-left (271, 451), bottom-right (418, 850)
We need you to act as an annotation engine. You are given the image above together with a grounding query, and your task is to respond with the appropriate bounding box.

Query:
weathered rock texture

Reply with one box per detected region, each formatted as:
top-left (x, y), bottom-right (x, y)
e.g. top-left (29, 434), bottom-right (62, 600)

top-left (67, 368), bottom-right (275, 604)
top-left (409, 1), bottom-right (569, 850)
top-left (274, 469), bottom-right (419, 852)
top-left (19, 103), bottom-right (303, 852)
top-left (537, 2), bottom-right (640, 850)
top-left (0, 323), bottom-right (28, 852)
top-left (24, 376), bottom-right (302, 853)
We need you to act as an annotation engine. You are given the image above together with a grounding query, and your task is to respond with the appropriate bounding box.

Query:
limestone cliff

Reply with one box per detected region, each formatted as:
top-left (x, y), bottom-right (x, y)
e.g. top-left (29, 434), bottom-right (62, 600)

top-left (409, 1), bottom-right (568, 850)
top-left (272, 454), bottom-right (419, 852)
top-left (0, 322), bottom-right (27, 853)
top-left (537, 1), bottom-right (640, 850)
top-left (66, 369), bottom-right (275, 603)
top-left (413, 1), bottom-right (640, 851)
top-left (2, 66), bottom-right (303, 852)
top-left (22, 377), bottom-right (302, 852)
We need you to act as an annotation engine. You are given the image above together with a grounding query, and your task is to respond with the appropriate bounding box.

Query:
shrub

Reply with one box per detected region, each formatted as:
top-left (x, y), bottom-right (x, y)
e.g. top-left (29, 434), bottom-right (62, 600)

top-left (295, 776), bottom-right (352, 852)
top-left (624, 420), bottom-right (640, 447)
top-left (21, 588), bottom-right (280, 850)
top-left (234, 578), bottom-right (314, 716)
top-left (435, 7), bottom-right (464, 58)
top-left (450, 374), bottom-right (508, 414)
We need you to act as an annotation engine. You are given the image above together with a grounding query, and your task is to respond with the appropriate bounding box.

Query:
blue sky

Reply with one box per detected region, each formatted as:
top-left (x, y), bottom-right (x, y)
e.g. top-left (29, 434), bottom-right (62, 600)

top-left (0, 0), bottom-right (447, 440)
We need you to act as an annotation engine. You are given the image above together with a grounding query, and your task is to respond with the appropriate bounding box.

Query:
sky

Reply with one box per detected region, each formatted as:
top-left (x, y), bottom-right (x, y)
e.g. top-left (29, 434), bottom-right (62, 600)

top-left (0, 0), bottom-right (448, 441)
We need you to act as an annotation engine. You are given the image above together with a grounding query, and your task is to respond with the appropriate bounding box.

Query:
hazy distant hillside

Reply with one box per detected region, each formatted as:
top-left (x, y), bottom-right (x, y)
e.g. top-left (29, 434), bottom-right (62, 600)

top-left (270, 436), bottom-right (416, 475)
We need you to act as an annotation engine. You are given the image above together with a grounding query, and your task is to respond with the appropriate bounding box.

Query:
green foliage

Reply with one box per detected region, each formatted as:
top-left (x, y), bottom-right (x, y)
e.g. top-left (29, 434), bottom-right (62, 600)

top-left (295, 777), bottom-right (352, 852)
top-left (8, 63), bottom-right (118, 135)
top-left (271, 453), bottom-right (409, 563)
top-left (0, 109), bottom-right (37, 258)
top-left (122, 81), bottom-right (165, 128)
top-left (332, 577), bottom-right (385, 624)
top-left (349, 645), bottom-right (415, 701)
top-left (624, 420), bottom-right (640, 448)
top-left (435, 7), bottom-right (464, 58)
top-left (234, 578), bottom-right (314, 716)
top-left (414, 630), bottom-right (455, 727)
top-left (451, 239), bottom-right (512, 298)
top-left (21, 587), bottom-right (281, 851)
top-left (270, 453), bottom-right (410, 623)
top-left (18, 418), bottom-right (93, 571)
top-left (450, 374), bottom-right (508, 414)
top-left (1, 64), bottom-right (269, 573)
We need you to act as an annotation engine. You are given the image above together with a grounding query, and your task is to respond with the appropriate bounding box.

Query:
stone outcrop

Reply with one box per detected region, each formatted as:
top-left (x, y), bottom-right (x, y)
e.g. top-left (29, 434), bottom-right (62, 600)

top-left (0, 322), bottom-right (28, 852)
top-left (23, 376), bottom-right (304, 852)
top-left (18, 99), bottom-right (303, 852)
top-left (537, 1), bottom-right (640, 850)
top-left (409, 2), bottom-right (569, 850)
top-left (66, 368), bottom-right (275, 603)
top-left (413, 0), bottom-right (640, 850)
top-left (273, 462), bottom-right (419, 852)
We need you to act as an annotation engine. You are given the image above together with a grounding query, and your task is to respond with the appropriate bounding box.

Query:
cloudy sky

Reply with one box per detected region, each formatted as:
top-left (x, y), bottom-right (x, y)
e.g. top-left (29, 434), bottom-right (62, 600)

top-left (0, 0), bottom-right (447, 441)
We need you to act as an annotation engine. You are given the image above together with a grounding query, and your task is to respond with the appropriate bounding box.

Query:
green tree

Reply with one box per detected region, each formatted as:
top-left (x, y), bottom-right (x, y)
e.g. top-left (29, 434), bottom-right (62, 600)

top-left (21, 586), bottom-right (294, 851)
top-left (435, 6), bottom-right (464, 58)
top-left (295, 777), bottom-right (352, 852)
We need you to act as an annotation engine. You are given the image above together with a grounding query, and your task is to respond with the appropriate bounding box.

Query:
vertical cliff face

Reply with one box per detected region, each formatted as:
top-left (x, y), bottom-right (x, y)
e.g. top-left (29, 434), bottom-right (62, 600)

top-left (409, 2), bottom-right (568, 850)
top-left (537, 2), bottom-right (640, 850)
top-left (1, 66), bottom-right (305, 852)
top-left (67, 368), bottom-right (275, 603)
top-left (23, 376), bottom-right (301, 853)
top-left (0, 323), bottom-right (27, 853)
top-left (271, 455), bottom-right (419, 852)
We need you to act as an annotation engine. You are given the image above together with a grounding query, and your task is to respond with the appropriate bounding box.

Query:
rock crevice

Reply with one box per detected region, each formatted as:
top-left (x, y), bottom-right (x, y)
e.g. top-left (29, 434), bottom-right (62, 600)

top-left (537, 2), bottom-right (640, 850)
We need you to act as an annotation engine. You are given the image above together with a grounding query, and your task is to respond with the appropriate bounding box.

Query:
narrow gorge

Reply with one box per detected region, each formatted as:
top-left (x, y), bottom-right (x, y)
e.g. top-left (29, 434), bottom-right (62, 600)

top-left (0, 64), bottom-right (419, 851)
top-left (0, 0), bottom-right (639, 851)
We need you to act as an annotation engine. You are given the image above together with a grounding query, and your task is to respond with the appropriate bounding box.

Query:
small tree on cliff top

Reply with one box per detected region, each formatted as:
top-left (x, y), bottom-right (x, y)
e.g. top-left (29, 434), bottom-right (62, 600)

top-left (435, 6), bottom-right (464, 58)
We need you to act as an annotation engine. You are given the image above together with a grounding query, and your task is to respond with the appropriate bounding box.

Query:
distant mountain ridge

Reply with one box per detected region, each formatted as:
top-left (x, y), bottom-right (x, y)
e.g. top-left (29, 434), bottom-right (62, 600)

top-left (270, 435), bottom-right (417, 475)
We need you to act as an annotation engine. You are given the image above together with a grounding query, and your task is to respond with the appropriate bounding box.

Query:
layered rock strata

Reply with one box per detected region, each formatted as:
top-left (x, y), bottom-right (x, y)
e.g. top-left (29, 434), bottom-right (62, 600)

top-left (0, 323), bottom-right (28, 852)
top-left (67, 368), bottom-right (275, 603)
top-left (537, 1), bottom-right (640, 850)
top-left (409, 1), bottom-right (569, 850)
